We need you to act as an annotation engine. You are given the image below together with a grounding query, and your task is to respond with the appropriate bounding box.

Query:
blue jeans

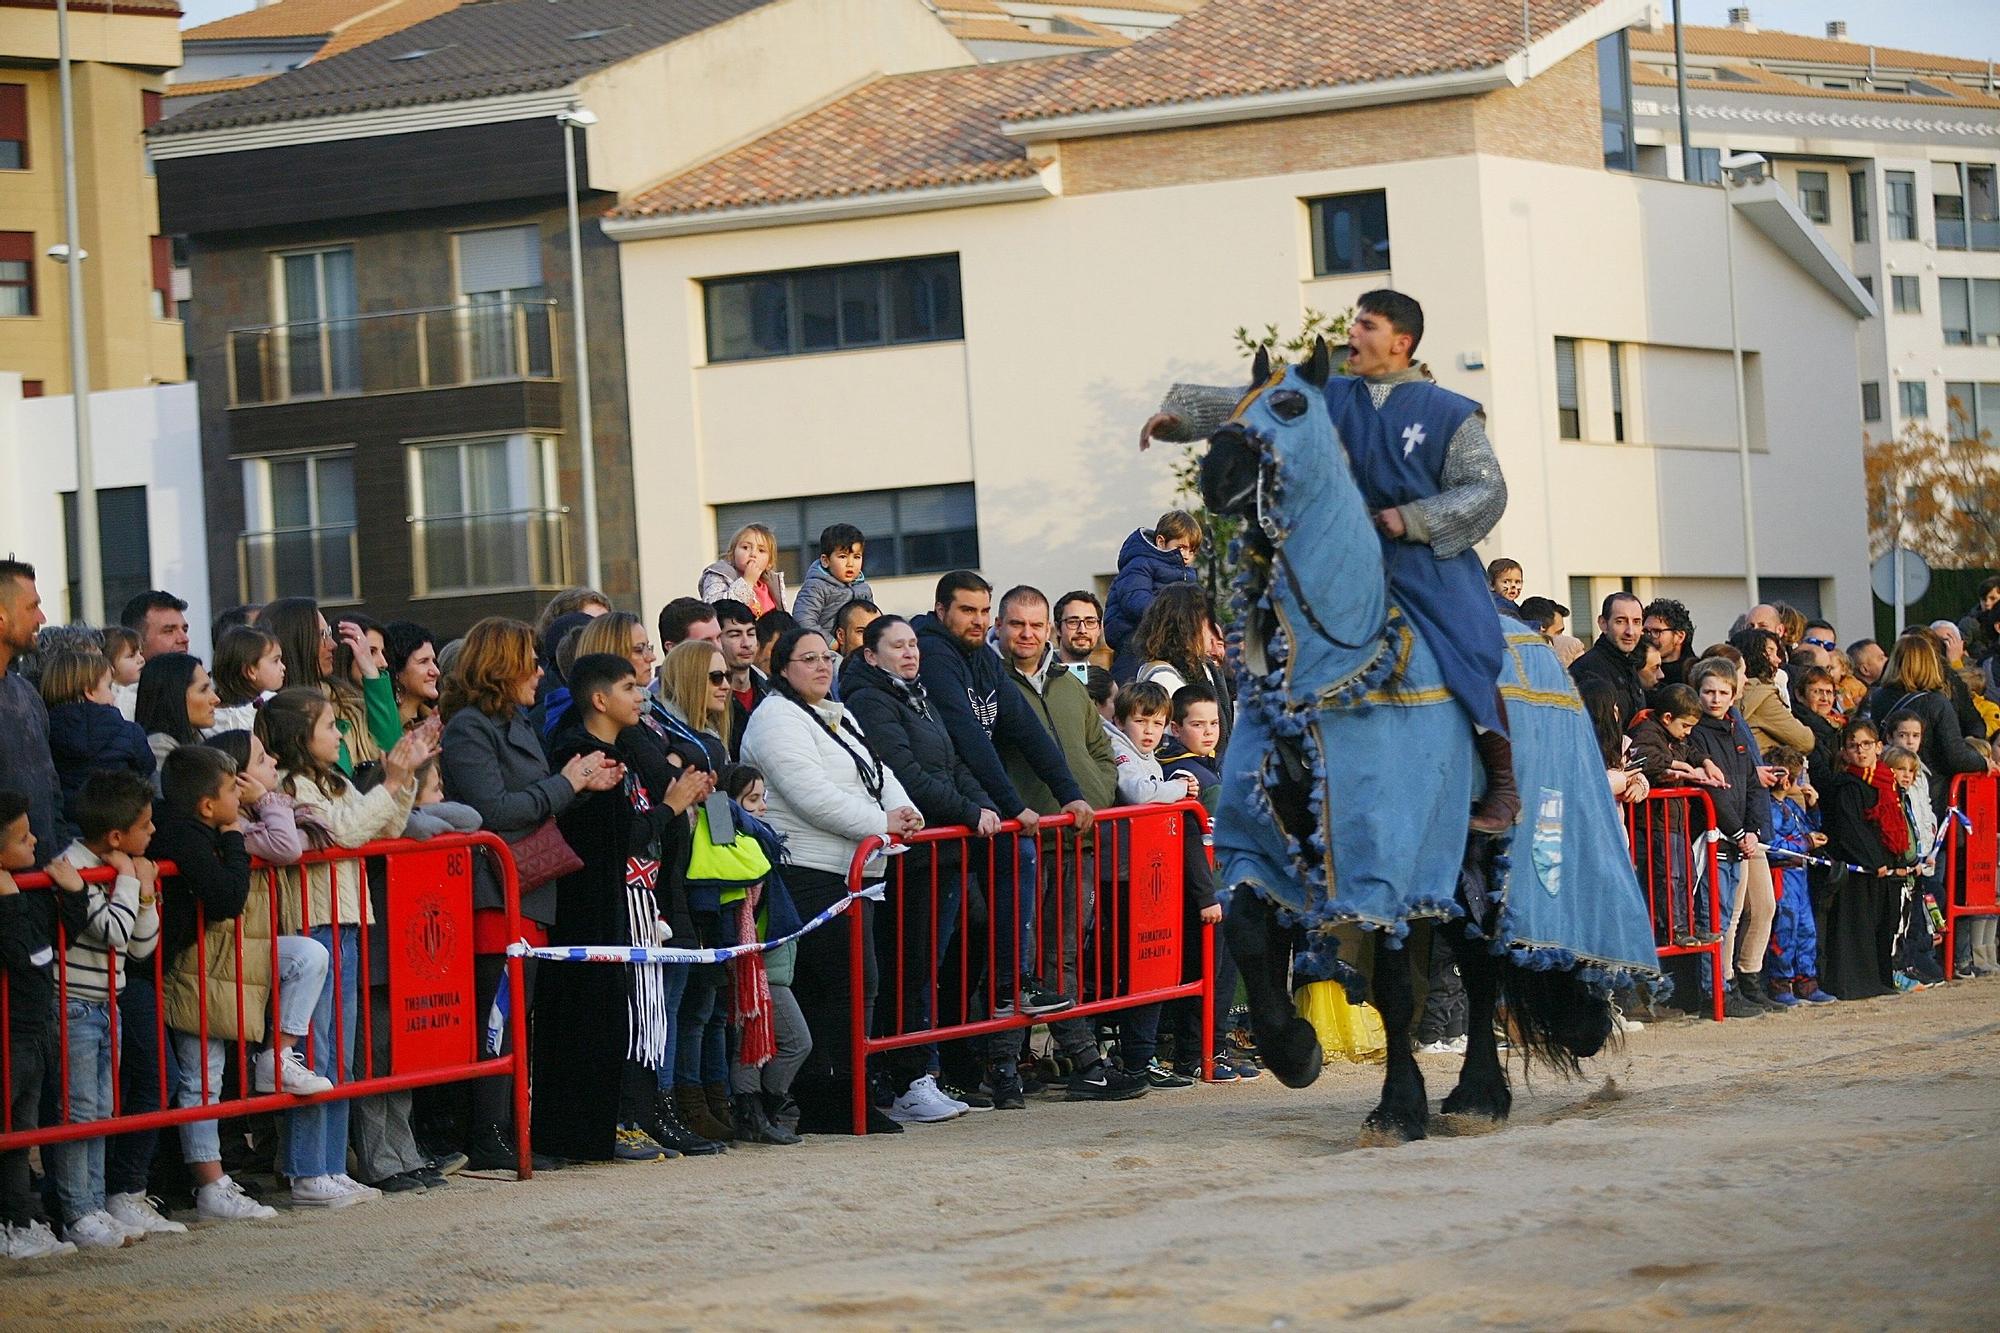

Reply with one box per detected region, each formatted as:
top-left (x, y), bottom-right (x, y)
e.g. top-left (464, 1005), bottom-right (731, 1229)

top-left (1697, 858), bottom-right (1742, 993)
top-left (175, 935), bottom-right (328, 1165)
top-left (105, 973), bottom-right (174, 1198)
top-left (652, 964), bottom-right (691, 1093)
top-left (48, 998), bottom-right (112, 1222)
top-left (675, 968), bottom-right (730, 1086)
top-left (283, 924), bottom-right (357, 1179)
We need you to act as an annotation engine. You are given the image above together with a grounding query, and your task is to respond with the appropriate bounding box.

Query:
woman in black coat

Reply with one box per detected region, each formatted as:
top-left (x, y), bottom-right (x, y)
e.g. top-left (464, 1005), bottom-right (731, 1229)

top-left (1866, 634), bottom-right (1989, 814)
top-left (840, 615), bottom-right (1002, 1104)
top-left (1790, 663), bottom-right (1842, 796)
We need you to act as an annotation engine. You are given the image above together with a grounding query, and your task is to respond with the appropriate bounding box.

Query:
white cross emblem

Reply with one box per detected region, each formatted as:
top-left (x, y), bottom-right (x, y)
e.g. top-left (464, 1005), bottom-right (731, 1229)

top-left (1401, 423), bottom-right (1426, 457)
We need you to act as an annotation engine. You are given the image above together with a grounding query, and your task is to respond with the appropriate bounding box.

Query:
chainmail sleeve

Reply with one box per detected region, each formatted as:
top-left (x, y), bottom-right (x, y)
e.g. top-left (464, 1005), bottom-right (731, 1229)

top-left (1150, 383), bottom-right (1239, 443)
top-left (1401, 411), bottom-right (1507, 560)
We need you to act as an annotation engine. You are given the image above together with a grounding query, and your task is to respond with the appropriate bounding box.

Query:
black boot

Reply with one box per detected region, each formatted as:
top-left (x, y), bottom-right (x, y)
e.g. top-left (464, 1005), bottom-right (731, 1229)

top-left (734, 1092), bottom-right (802, 1146)
top-left (1470, 729), bottom-right (1522, 834)
top-left (465, 1122), bottom-right (563, 1173)
top-left (765, 1091), bottom-right (801, 1135)
top-left (648, 1091), bottom-right (726, 1156)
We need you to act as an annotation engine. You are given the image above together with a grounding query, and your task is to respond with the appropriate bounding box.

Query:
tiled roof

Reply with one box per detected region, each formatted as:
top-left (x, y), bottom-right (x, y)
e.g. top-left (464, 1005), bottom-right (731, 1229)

top-left (1629, 24), bottom-right (1991, 76)
top-left (182, 0), bottom-right (397, 42)
top-left (948, 19), bottom-right (1128, 49)
top-left (309, 0), bottom-right (466, 61)
top-left (0, 0), bottom-right (178, 11)
top-left (1630, 62), bottom-right (2000, 111)
top-left (153, 0), bottom-right (779, 136)
top-left (1007, 0), bottom-right (1606, 123)
top-left (617, 55), bottom-right (1096, 221)
top-left (165, 73), bottom-right (276, 97)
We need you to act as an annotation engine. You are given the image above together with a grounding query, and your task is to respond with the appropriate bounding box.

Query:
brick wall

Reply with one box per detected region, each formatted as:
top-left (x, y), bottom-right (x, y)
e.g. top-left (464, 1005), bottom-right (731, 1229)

top-left (1057, 48), bottom-right (1602, 196)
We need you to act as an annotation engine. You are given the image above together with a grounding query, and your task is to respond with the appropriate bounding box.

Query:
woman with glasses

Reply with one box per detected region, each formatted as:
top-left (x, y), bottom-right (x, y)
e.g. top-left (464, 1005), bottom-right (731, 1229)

top-left (741, 629), bottom-right (920, 1134)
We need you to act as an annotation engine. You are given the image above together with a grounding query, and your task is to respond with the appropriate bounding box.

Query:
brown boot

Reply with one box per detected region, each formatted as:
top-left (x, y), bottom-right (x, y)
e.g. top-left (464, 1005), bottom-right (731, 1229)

top-left (675, 1084), bottom-right (732, 1143)
top-left (1470, 729), bottom-right (1521, 834)
top-left (703, 1082), bottom-right (738, 1140)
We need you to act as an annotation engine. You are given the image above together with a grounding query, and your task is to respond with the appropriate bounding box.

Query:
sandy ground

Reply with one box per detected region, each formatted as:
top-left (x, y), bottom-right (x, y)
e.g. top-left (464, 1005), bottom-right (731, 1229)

top-left (6, 982), bottom-right (1999, 1331)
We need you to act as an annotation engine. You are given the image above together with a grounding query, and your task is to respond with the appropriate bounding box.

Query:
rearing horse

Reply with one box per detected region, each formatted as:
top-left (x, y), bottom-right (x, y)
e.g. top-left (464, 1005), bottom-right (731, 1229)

top-left (1198, 339), bottom-right (1660, 1142)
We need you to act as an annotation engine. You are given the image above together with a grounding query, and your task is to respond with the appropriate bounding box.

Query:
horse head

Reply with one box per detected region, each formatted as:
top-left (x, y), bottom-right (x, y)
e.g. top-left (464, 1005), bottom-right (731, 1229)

top-left (1197, 339), bottom-right (1339, 519)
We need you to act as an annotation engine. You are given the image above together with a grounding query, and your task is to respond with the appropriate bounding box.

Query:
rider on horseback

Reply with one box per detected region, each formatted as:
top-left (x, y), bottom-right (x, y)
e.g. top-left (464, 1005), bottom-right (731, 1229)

top-left (1143, 289), bottom-right (1520, 834)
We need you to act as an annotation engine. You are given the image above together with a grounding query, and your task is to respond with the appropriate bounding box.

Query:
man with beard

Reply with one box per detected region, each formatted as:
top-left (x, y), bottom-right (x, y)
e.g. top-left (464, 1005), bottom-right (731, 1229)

top-left (1571, 591), bottom-right (1649, 723)
top-left (1053, 591), bottom-right (1109, 669)
top-left (1644, 598), bottom-right (1695, 689)
top-left (0, 561), bottom-right (61, 861)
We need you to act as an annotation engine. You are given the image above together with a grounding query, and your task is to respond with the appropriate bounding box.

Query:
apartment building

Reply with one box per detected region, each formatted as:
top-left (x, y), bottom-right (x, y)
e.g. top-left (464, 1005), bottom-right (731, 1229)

top-left (1624, 13), bottom-right (2000, 449)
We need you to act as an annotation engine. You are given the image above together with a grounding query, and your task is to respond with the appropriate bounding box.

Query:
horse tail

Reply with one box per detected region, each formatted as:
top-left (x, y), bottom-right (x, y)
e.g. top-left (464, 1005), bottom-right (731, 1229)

top-left (1495, 960), bottom-right (1616, 1078)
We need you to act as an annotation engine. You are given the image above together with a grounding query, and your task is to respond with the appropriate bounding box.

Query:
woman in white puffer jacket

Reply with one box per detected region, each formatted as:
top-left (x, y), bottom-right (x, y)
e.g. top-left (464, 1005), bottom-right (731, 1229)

top-left (739, 628), bottom-right (918, 1134)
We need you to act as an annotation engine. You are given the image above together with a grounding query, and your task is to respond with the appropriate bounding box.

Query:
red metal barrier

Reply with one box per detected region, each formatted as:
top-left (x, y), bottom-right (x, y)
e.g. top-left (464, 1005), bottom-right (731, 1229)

top-left (846, 802), bottom-right (1216, 1135)
top-left (1943, 772), bottom-right (1999, 980)
top-left (1623, 787), bottom-right (1727, 1022)
top-left (0, 831), bottom-right (532, 1178)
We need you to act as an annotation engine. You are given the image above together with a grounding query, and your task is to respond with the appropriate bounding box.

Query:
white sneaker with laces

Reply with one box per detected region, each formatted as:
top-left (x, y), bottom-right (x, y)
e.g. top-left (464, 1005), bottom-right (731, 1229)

top-left (934, 1082), bottom-right (971, 1113)
top-left (255, 1047), bottom-right (335, 1096)
top-left (290, 1174), bottom-right (361, 1208)
top-left (66, 1210), bottom-right (133, 1250)
top-left (195, 1176), bottom-right (276, 1222)
top-left (330, 1174), bottom-right (382, 1203)
top-left (4, 1220), bottom-right (77, 1260)
top-left (106, 1192), bottom-right (187, 1236)
top-left (1416, 1036), bottom-right (1469, 1055)
top-left (886, 1074), bottom-right (965, 1124)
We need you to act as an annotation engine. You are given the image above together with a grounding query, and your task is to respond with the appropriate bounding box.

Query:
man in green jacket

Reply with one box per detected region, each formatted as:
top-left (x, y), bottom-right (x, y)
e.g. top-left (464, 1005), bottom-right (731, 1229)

top-left (992, 586), bottom-right (1147, 1101)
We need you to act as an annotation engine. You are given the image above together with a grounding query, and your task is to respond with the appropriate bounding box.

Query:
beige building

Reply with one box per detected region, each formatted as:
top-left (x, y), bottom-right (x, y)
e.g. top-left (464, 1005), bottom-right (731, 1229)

top-left (604, 0), bottom-right (1876, 639)
top-left (0, 0), bottom-right (183, 396)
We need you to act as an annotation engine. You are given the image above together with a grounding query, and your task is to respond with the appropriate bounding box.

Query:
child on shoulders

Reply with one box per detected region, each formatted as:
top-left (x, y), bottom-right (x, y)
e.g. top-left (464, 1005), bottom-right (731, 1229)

top-left (41, 648), bottom-right (155, 832)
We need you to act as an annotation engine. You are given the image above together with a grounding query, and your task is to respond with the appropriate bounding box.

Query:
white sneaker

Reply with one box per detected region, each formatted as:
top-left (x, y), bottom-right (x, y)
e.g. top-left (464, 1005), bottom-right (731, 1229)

top-left (330, 1174), bottom-right (381, 1203)
top-left (1416, 1036), bottom-right (1469, 1056)
top-left (1610, 1006), bottom-right (1646, 1034)
top-left (3, 1220), bottom-right (76, 1260)
top-left (886, 1074), bottom-right (965, 1124)
top-left (106, 1192), bottom-right (187, 1236)
top-left (255, 1047), bottom-right (335, 1096)
top-left (65, 1211), bottom-right (132, 1250)
top-left (289, 1175), bottom-right (363, 1209)
top-left (195, 1176), bottom-right (276, 1222)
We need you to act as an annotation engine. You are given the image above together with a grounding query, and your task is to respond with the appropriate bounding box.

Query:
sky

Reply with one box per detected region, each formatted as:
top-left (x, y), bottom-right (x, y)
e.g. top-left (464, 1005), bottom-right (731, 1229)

top-left (173, 0), bottom-right (2000, 62)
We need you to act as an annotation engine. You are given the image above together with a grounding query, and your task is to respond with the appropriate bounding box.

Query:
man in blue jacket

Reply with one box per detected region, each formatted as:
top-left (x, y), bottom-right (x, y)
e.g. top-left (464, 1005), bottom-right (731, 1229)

top-left (913, 571), bottom-right (1086, 1107)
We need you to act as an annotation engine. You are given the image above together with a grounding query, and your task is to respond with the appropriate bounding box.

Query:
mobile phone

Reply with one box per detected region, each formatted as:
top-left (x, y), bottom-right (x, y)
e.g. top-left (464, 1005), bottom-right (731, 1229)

top-left (1063, 662), bottom-right (1090, 682)
top-left (704, 792), bottom-right (737, 845)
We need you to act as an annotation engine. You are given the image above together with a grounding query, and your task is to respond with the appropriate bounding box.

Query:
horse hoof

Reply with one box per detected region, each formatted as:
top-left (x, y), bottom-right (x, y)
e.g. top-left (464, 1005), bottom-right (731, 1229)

top-left (1358, 1110), bottom-right (1426, 1147)
top-left (1440, 1084), bottom-right (1512, 1125)
top-left (1261, 1017), bottom-right (1324, 1089)
top-left (1432, 1112), bottom-right (1507, 1138)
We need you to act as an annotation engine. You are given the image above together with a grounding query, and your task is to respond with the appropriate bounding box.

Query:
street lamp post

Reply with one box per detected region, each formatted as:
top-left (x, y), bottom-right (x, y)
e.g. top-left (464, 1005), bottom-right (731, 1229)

top-left (55, 0), bottom-right (102, 624)
top-left (1719, 151), bottom-right (1767, 608)
top-left (558, 107), bottom-right (602, 591)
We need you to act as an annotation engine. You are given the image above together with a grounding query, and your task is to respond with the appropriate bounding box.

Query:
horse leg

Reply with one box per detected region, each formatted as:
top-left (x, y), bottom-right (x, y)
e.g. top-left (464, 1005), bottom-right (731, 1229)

top-left (1222, 889), bottom-right (1322, 1088)
top-left (1438, 925), bottom-right (1511, 1133)
top-left (1361, 931), bottom-right (1427, 1144)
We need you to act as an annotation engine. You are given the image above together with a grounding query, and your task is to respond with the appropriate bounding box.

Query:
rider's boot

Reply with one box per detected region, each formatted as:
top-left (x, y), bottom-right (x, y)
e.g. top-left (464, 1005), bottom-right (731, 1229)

top-left (1470, 729), bottom-right (1521, 835)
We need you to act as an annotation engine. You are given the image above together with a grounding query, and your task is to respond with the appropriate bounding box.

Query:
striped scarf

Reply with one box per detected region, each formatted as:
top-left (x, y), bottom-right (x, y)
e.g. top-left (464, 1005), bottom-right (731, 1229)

top-left (732, 881), bottom-right (776, 1069)
top-left (623, 775), bottom-right (671, 1067)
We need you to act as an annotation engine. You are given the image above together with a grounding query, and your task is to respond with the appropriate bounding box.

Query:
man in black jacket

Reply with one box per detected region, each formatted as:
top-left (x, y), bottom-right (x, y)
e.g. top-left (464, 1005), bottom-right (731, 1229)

top-left (713, 599), bottom-right (768, 758)
top-left (912, 572), bottom-right (1084, 1106)
top-left (1571, 591), bottom-right (1649, 725)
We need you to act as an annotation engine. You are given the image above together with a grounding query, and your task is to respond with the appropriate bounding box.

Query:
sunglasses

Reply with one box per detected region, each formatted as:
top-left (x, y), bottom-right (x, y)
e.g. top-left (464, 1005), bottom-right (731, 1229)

top-left (707, 670), bottom-right (728, 684)
top-left (1804, 636), bottom-right (1836, 651)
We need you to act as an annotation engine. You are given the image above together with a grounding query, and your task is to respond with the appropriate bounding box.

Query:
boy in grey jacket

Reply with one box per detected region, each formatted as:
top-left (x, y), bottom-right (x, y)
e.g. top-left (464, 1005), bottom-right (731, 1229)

top-left (790, 524), bottom-right (874, 642)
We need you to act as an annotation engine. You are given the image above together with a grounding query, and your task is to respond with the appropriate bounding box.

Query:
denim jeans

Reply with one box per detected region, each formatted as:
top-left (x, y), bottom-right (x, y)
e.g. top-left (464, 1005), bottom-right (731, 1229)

top-left (675, 968), bottom-right (730, 1087)
top-left (283, 924), bottom-right (356, 1179)
top-left (652, 964), bottom-right (691, 1093)
top-left (175, 935), bottom-right (327, 1165)
top-left (105, 973), bottom-right (174, 1198)
top-left (1698, 858), bottom-right (1742, 993)
top-left (48, 998), bottom-right (112, 1222)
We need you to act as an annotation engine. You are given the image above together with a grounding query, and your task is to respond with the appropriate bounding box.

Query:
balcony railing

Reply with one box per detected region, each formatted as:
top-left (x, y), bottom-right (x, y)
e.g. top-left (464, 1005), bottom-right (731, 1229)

top-left (226, 300), bottom-right (560, 407)
top-left (239, 524), bottom-right (360, 605)
top-left (409, 507), bottom-right (571, 598)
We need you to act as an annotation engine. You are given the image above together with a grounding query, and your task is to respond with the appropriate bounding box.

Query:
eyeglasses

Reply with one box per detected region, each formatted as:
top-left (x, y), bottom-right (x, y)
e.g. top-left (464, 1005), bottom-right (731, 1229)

top-left (790, 652), bottom-right (836, 666)
top-left (1804, 636), bottom-right (1836, 651)
top-left (1060, 617), bottom-right (1100, 630)
top-left (707, 670), bottom-right (728, 684)
top-left (634, 641), bottom-right (656, 657)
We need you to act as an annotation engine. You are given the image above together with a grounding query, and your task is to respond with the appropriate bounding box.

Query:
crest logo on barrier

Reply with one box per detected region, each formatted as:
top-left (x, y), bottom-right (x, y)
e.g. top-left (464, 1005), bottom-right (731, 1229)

top-left (1145, 850), bottom-right (1167, 910)
top-left (404, 894), bottom-right (456, 982)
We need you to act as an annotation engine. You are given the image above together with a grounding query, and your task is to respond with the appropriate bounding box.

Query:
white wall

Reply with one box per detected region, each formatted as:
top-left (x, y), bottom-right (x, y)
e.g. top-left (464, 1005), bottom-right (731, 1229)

top-left (0, 375), bottom-right (210, 653)
top-left (617, 150), bottom-right (1872, 634)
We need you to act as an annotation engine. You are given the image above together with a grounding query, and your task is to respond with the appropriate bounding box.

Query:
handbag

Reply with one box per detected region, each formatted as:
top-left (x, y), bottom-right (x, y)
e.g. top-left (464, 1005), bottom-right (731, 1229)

top-left (510, 818), bottom-right (583, 894)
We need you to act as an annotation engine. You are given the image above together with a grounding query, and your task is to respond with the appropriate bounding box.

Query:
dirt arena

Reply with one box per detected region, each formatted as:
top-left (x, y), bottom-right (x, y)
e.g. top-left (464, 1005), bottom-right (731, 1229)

top-left (7, 981), bottom-right (1998, 1330)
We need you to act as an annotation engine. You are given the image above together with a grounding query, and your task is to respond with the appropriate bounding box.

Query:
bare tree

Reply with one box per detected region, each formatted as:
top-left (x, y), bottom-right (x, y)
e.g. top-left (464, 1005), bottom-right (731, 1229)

top-left (1864, 400), bottom-right (2000, 567)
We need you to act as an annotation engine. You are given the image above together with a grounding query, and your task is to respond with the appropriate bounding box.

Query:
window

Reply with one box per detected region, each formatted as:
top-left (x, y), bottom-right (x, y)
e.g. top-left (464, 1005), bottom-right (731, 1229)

top-left (1689, 147), bottom-right (1721, 185)
top-left (1934, 162), bottom-right (1998, 251)
top-left (1858, 275), bottom-right (1873, 298)
top-left (61, 488), bottom-right (151, 621)
top-left (704, 255), bottom-right (963, 363)
top-left (150, 236), bottom-right (172, 319)
top-left (714, 484), bottom-right (979, 583)
top-left (1796, 170), bottom-right (1830, 223)
top-left (1608, 341), bottom-right (1626, 442)
top-left (1307, 191), bottom-right (1391, 277)
top-left (1936, 161), bottom-right (1967, 249)
top-left (1942, 278), bottom-right (2000, 347)
top-left (274, 246), bottom-right (358, 397)
top-left (21, 379), bottom-right (42, 398)
top-left (1899, 380), bottom-right (1929, 421)
top-left (1554, 338), bottom-right (1580, 440)
top-left (1889, 274), bottom-right (1919, 313)
top-left (240, 450), bottom-right (358, 603)
top-left (1598, 30), bottom-right (1634, 173)
top-left (407, 434), bottom-right (567, 595)
top-left (1971, 164), bottom-right (2000, 251)
top-left (1861, 381), bottom-right (1882, 423)
top-left (1947, 382), bottom-right (2000, 444)
top-left (0, 231), bottom-right (33, 316)
top-left (0, 83), bottom-right (24, 170)
top-left (455, 226), bottom-right (551, 381)
top-left (1850, 169), bottom-right (1870, 241)
top-left (1886, 170), bottom-right (1918, 240)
